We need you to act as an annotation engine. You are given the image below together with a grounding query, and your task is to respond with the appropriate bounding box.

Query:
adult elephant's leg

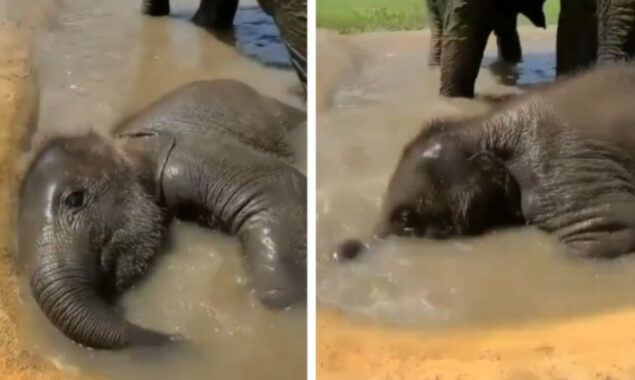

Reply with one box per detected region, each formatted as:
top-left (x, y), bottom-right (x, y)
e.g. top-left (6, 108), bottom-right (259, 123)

top-left (597, 0), bottom-right (635, 63)
top-left (440, 31), bottom-right (491, 97)
top-left (142, 0), bottom-right (170, 16)
top-left (494, 15), bottom-right (522, 63)
top-left (439, 0), bottom-right (492, 98)
top-left (192, 0), bottom-right (239, 29)
top-left (427, 0), bottom-right (443, 66)
top-left (560, 228), bottom-right (635, 259)
top-left (556, 0), bottom-right (597, 76)
top-left (271, 0), bottom-right (307, 88)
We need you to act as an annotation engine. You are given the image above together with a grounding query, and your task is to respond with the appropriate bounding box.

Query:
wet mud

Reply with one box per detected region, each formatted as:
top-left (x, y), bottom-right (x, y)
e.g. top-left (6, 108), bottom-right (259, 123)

top-left (317, 26), bottom-right (635, 379)
top-left (19, 223), bottom-right (306, 380)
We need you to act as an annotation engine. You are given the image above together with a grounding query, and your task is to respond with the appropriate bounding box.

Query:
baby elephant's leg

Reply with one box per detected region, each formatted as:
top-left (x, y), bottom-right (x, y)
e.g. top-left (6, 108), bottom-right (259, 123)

top-left (242, 224), bottom-right (307, 308)
top-left (561, 229), bottom-right (635, 259)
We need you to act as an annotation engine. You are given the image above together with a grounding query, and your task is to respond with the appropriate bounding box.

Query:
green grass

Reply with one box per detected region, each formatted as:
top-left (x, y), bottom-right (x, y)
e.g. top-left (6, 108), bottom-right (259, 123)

top-left (317, 0), bottom-right (561, 34)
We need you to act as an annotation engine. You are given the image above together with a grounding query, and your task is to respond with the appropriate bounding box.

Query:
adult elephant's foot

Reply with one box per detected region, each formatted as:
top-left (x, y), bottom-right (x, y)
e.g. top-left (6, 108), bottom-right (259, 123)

top-left (142, 0), bottom-right (170, 16)
top-left (496, 26), bottom-right (522, 63)
top-left (498, 41), bottom-right (522, 63)
top-left (439, 81), bottom-right (475, 98)
top-left (192, 0), bottom-right (239, 29)
top-left (494, 17), bottom-right (522, 63)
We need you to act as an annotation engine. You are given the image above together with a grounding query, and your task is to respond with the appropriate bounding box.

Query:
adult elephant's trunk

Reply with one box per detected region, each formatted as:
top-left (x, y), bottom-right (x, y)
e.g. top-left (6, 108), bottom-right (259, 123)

top-left (597, 0), bottom-right (635, 63)
top-left (30, 246), bottom-right (168, 349)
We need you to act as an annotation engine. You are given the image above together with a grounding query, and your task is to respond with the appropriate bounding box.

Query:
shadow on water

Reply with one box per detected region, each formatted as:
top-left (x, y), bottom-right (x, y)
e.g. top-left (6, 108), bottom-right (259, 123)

top-left (170, 4), bottom-right (291, 69)
top-left (484, 51), bottom-right (556, 88)
top-left (473, 52), bottom-right (556, 104)
top-left (233, 5), bottom-right (291, 69)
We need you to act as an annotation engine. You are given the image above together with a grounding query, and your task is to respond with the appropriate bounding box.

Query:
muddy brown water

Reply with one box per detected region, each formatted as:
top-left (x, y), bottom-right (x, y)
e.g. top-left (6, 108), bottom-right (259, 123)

top-left (7, 0), bottom-right (306, 379)
top-left (317, 26), bottom-right (635, 330)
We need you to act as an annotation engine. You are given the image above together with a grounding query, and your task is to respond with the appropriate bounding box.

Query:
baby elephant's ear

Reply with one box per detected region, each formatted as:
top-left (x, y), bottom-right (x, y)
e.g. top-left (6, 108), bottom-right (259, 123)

top-left (421, 140), bottom-right (475, 187)
top-left (468, 151), bottom-right (513, 190)
top-left (469, 151), bottom-right (523, 221)
top-left (468, 151), bottom-right (507, 177)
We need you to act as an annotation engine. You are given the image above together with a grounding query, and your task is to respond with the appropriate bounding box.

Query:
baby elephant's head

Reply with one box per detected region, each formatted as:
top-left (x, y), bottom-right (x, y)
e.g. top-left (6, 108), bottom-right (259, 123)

top-left (333, 129), bottom-right (523, 262)
top-left (374, 135), bottom-right (522, 241)
top-left (18, 133), bottom-right (173, 349)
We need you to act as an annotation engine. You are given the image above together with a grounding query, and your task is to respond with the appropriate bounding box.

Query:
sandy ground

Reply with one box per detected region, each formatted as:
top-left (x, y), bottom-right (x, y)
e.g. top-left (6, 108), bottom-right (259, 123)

top-left (318, 308), bottom-right (635, 380)
top-left (316, 28), bottom-right (635, 380)
top-left (0, 22), bottom-right (89, 380)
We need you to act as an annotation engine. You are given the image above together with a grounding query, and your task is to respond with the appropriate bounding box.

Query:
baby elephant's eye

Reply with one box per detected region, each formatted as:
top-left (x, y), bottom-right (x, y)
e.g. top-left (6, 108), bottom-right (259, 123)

top-left (392, 206), bottom-right (416, 225)
top-left (390, 206), bottom-right (420, 236)
top-left (64, 189), bottom-right (87, 209)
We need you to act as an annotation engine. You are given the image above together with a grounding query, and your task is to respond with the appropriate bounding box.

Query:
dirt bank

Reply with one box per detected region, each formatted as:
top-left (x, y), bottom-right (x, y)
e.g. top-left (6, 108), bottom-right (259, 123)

top-left (0, 22), bottom-right (87, 380)
top-left (318, 308), bottom-right (635, 380)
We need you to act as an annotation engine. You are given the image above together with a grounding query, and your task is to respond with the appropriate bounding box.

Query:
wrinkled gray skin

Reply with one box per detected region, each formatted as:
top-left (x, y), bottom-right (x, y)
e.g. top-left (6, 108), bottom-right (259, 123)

top-left (142, 0), bottom-right (307, 88)
top-left (557, 0), bottom-right (635, 76)
top-left (18, 79), bottom-right (306, 349)
top-left (427, 0), bottom-right (546, 98)
top-left (336, 65), bottom-right (635, 261)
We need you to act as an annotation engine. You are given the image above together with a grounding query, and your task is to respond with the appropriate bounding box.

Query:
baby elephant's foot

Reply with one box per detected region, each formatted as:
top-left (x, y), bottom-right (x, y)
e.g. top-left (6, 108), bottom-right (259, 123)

top-left (142, 0), bottom-right (170, 16)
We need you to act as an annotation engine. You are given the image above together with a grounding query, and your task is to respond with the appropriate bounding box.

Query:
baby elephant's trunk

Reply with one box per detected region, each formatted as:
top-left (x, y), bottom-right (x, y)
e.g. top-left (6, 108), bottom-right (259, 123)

top-left (30, 240), bottom-right (170, 349)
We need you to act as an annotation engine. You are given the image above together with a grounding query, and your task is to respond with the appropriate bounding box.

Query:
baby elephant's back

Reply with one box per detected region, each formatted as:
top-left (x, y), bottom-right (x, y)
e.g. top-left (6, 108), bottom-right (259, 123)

top-left (117, 79), bottom-right (305, 159)
top-left (541, 65), bottom-right (635, 151)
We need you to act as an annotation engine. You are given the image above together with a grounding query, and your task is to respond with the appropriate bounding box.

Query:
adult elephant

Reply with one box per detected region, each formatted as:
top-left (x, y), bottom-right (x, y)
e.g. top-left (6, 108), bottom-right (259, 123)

top-left (427, 0), bottom-right (546, 98)
top-left (557, 0), bottom-right (635, 76)
top-left (18, 80), bottom-right (306, 349)
top-left (336, 64), bottom-right (635, 261)
top-left (142, 0), bottom-right (307, 88)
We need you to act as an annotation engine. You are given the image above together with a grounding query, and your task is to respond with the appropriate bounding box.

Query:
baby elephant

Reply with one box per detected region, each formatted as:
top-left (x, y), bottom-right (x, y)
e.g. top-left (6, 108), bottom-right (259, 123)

top-left (18, 80), bottom-right (306, 349)
top-left (337, 64), bottom-right (635, 260)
